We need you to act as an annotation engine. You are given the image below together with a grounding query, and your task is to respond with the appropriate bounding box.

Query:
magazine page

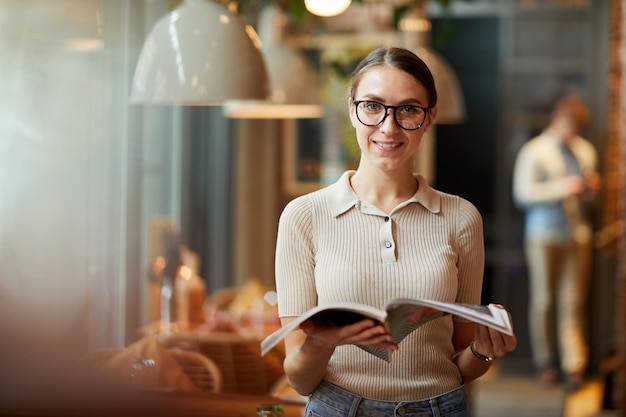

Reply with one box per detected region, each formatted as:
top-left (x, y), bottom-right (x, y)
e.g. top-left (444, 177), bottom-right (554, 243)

top-left (385, 299), bottom-right (513, 336)
top-left (385, 304), bottom-right (449, 346)
top-left (356, 304), bottom-right (449, 362)
top-left (260, 302), bottom-right (386, 356)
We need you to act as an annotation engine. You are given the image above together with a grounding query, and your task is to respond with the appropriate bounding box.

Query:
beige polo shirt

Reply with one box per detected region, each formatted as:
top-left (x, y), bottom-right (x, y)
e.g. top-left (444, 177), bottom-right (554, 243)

top-left (275, 170), bottom-right (484, 401)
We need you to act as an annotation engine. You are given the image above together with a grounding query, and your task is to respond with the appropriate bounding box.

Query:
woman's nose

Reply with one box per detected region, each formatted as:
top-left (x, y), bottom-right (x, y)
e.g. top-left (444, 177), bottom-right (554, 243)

top-left (380, 109), bottom-right (400, 132)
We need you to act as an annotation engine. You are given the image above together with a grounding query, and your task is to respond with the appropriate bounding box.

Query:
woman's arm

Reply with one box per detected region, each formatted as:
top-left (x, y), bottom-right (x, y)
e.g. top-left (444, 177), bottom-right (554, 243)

top-left (453, 203), bottom-right (517, 382)
top-left (281, 316), bottom-right (397, 395)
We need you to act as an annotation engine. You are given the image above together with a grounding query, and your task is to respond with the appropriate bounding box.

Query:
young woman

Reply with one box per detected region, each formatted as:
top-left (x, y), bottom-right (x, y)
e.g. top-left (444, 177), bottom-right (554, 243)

top-left (275, 47), bottom-right (517, 417)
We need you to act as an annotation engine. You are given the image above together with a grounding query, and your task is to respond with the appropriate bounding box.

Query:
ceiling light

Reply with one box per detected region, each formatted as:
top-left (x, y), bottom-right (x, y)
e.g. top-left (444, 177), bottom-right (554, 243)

top-left (304, 0), bottom-right (352, 17)
top-left (224, 5), bottom-right (324, 119)
top-left (399, 6), bottom-right (465, 124)
top-left (130, 0), bottom-right (270, 105)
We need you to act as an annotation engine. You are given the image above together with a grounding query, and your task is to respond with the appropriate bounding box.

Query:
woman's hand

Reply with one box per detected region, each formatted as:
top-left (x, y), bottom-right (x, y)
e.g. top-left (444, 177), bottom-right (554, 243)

top-left (281, 317), bottom-right (397, 395)
top-left (472, 305), bottom-right (517, 360)
top-left (299, 318), bottom-right (398, 351)
top-left (453, 304), bottom-right (517, 383)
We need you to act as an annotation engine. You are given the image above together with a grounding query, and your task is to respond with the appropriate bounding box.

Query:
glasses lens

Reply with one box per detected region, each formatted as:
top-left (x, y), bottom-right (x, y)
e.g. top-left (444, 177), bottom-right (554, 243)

top-left (356, 101), bottom-right (386, 126)
top-left (356, 101), bottom-right (426, 130)
top-left (395, 105), bottom-right (426, 130)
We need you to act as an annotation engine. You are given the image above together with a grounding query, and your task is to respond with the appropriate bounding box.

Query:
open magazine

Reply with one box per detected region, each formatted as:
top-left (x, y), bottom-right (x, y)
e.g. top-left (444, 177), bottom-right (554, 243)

top-left (260, 298), bottom-right (513, 362)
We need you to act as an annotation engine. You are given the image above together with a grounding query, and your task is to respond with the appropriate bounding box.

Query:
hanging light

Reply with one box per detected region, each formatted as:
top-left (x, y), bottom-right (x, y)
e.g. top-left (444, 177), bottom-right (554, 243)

top-left (130, 0), bottom-right (270, 105)
top-left (399, 6), bottom-right (465, 124)
top-left (223, 5), bottom-right (324, 119)
top-left (304, 0), bottom-right (352, 17)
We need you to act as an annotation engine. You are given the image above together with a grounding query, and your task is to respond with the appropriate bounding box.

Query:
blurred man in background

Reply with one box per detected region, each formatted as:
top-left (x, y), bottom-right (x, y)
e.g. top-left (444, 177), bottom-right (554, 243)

top-left (513, 94), bottom-right (601, 391)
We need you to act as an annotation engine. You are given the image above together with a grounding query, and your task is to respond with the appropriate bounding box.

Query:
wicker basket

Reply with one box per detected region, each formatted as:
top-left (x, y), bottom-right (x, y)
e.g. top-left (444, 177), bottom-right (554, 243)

top-left (159, 331), bottom-right (284, 395)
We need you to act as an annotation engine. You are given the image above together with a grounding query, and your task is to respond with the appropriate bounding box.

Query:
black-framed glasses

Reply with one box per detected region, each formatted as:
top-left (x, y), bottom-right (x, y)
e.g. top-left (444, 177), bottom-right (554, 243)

top-left (353, 100), bottom-right (430, 131)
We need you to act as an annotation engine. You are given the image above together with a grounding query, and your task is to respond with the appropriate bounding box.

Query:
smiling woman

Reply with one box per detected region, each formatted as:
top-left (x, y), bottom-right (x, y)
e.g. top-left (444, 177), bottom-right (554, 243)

top-left (273, 46), bottom-right (517, 417)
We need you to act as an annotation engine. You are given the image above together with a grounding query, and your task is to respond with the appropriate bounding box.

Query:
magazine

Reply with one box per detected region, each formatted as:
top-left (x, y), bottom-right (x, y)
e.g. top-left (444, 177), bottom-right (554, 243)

top-left (260, 298), bottom-right (513, 362)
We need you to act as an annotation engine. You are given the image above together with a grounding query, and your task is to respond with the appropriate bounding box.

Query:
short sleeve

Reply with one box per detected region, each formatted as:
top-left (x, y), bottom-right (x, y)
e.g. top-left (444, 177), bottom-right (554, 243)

top-left (275, 195), bottom-right (318, 317)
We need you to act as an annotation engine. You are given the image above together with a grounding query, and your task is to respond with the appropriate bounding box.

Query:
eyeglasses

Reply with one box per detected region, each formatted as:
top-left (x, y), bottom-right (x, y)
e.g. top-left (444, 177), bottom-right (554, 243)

top-left (353, 100), bottom-right (430, 131)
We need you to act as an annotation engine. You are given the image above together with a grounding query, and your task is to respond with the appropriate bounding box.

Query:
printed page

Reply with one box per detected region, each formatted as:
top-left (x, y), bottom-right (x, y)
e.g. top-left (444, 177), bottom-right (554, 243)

top-left (385, 299), bottom-right (513, 336)
top-left (385, 304), bottom-right (448, 347)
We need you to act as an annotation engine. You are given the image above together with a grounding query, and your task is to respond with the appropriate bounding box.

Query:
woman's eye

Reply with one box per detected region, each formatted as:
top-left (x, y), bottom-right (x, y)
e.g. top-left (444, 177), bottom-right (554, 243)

top-left (364, 102), bottom-right (382, 111)
top-left (400, 106), bottom-right (419, 115)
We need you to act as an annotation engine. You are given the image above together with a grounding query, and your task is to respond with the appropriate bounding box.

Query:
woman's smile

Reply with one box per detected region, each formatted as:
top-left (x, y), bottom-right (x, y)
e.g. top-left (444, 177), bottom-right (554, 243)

top-left (373, 140), bottom-right (404, 150)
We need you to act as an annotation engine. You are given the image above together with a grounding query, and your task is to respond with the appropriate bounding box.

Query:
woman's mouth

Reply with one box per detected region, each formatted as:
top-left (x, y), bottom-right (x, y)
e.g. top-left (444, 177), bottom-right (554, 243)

top-left (374, 141), bottom-right (402, 149)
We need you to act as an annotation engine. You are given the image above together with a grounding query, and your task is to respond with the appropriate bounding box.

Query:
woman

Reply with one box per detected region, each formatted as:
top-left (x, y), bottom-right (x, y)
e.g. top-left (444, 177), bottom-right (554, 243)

top-left (275, 47), bottom-right (517, 417)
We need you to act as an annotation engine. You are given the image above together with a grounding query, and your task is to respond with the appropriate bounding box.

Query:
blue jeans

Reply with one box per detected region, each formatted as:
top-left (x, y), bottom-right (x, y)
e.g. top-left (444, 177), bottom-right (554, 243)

top-left (304, 381), bottom-right (472, 417)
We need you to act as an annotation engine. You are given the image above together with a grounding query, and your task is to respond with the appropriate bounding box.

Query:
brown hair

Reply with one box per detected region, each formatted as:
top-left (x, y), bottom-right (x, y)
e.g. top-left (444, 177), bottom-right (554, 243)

top-left (349, 47), bottom-right (437, 108)
top-left (553, 94), bottom-right (591, 128)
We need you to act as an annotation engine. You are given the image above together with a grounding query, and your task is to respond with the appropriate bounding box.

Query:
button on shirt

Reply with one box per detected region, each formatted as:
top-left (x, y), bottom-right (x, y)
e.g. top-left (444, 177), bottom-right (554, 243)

top-left (327, 172), bottom-right (440, 263)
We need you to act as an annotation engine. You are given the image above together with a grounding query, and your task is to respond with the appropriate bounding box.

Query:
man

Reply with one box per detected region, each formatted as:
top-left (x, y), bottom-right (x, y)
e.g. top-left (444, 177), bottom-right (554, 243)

top-left (512, 94), bottom-right (601, 391)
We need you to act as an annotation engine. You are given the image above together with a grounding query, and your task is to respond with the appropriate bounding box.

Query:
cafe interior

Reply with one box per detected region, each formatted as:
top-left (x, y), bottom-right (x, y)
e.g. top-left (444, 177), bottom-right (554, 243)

top-left (0, 0), bottom-right (625, 416)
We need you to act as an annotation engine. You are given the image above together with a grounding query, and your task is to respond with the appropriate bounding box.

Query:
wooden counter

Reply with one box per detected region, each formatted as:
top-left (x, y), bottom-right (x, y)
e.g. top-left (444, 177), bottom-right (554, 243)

top-left (143, 391), bottom-right (305, 417)
top-left (0, 380), bottom-right (304, 417)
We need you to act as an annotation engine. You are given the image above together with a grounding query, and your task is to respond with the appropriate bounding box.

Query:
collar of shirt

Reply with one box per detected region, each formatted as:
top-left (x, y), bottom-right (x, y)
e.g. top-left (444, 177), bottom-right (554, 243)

top-left (325, 170), bottom-right (441, 217)
top-left (542, 130), bottom-right (586, 150)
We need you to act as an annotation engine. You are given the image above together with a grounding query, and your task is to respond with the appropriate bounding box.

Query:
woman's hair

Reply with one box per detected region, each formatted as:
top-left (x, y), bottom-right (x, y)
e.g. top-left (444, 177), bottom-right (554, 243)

top-left (349, 47), bottom-right (437, 108)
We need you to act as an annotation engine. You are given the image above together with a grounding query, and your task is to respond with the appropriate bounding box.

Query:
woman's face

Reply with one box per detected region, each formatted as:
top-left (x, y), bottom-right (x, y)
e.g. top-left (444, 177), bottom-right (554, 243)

top-left (349, 64), bottom-right (437, 174)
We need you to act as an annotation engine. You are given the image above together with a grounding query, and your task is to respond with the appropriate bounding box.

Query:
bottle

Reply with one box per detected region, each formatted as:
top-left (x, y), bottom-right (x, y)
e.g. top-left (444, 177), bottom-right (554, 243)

top-left (256, 404), bottom-right (284, 417)
top-left (175, 248), bottom-right (207, 330)
top-left (160, 229), bottom-right (181, 334)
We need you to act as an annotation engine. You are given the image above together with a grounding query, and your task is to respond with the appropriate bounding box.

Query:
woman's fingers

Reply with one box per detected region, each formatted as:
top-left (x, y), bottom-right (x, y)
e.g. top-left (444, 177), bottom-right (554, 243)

top-left (301, 319), bottom-right (396, 349)
top-left (474, 323), bottom-right (517, 359)
top-left (336, 320), bottom-right (394, 345)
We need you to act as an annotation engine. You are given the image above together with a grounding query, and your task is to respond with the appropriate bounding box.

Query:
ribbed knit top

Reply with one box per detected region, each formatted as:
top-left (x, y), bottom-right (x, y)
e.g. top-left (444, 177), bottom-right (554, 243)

top-left (275, 171), bottom-right (485, 401)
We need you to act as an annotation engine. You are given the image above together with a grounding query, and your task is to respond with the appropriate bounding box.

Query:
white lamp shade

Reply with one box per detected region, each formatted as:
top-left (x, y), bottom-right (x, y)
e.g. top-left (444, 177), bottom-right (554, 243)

top-left (131, 0), bottom-right (270, 105)
top-left (413, 47), bottom-right (465, 124)
top-left (400, 7), bottom-right (465, 124)
top-left (224, 6), bottom-right (324, 119)
top-left (264, 44), bottom-right (322, 107)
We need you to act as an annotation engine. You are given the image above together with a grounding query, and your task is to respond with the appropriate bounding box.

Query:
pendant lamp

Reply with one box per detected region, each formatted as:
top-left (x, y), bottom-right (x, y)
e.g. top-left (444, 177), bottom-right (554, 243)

top-left (223, 5), bottom-right (324, 119)
top-left (399, 6), bottom-right (465, 124)
top-left (131, 0), bottom-right (269, 105)
top-left (399, 5), bottom-right (466, 183)
top-left (304, 0), bottom-right (352, 17)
